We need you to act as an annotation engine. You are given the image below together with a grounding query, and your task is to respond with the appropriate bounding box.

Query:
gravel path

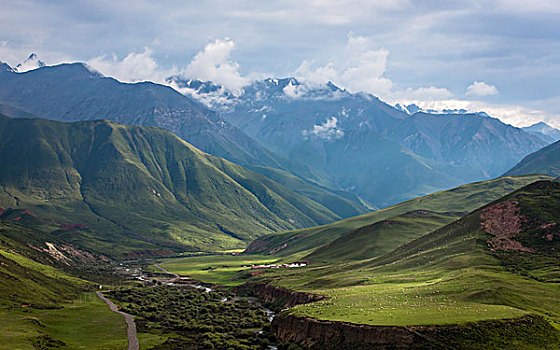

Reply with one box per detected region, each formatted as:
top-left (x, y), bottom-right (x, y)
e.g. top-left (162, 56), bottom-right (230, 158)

top-left (96, 291), bottom-right (139, 350)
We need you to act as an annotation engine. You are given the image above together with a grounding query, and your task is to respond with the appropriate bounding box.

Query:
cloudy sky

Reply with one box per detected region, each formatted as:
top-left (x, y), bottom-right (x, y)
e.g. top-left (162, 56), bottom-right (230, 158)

top-left (1, 0), bottom-right (560, 126)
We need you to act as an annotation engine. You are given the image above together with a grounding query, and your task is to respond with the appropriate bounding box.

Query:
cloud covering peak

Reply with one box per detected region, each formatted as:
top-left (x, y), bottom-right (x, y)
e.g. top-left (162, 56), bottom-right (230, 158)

top-left (295, 34), bottom-right (393, 96)
top-left (178, 39), bottom-right (249, 92)
top-left (87, 47), bottom-right (174, 83)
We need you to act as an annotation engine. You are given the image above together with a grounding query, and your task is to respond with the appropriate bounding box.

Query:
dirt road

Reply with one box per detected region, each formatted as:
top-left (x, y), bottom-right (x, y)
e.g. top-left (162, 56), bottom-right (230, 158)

top-left (96, 291), bottom-right (139, 350)
top-left (154, 264), bottom-right (179, 278)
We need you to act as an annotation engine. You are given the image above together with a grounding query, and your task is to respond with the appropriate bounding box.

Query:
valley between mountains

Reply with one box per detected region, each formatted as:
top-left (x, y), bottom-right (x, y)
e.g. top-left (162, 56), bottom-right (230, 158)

top-left (0, 60), bottom-right (559, 350)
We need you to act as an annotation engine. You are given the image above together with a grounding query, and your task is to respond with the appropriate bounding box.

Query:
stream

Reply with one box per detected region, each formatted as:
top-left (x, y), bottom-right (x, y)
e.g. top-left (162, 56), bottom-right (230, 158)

top-left (134, 263), bottom-right (278, 348)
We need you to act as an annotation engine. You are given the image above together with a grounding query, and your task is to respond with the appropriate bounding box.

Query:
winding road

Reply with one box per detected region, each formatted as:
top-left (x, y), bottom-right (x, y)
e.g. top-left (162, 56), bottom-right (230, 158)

top-left (96, 291), bottom-right (139, 350)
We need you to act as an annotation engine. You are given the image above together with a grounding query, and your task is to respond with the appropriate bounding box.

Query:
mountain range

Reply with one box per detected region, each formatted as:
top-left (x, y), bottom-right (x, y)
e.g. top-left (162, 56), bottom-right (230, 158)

top-left (0, 59), bottom-right (554, 251)
top-left (0, 61), bottom-right (370, 219)
top-left (0, 115), bottom-right (346, 255)
top-left (175, 76), bottom-right (548, 207)
top-left (1, 59), bottom-right (551, 209)
top-left (0, 61), bottom-right (283, 170)
top-left (396, 103), bottom-right (560, 144)
top-left (0, 55), bottom-right (559, 349)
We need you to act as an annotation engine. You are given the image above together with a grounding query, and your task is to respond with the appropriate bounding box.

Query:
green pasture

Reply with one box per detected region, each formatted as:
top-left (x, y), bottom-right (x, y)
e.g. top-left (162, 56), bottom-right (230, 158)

top-left (153, 254), bottom-right (280, 285)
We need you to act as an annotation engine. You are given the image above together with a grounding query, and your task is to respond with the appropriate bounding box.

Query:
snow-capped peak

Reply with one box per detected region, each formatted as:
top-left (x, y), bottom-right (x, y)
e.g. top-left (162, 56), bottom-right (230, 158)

top-left (0, 61), bottom-right (15, 73)
top-left (14, 53), bottom-right (46, 72)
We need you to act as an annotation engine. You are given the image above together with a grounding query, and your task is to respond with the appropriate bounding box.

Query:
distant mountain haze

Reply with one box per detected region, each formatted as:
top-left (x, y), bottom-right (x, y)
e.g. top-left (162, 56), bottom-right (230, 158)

top-left (505, 138), bottom-right (560, 177)
top-left (521, 122), bottom-right (560, 144)
top-left (175, 76), bottom-right (548, 208)
top-left (0, 62), bottom-right (371, 218)
top-left (0, 61), bottom-right (548, 210)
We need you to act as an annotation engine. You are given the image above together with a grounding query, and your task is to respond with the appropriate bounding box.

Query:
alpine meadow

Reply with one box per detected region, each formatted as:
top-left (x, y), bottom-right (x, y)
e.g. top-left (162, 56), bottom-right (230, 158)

top-left (0, 1), bottom-right (559, 349)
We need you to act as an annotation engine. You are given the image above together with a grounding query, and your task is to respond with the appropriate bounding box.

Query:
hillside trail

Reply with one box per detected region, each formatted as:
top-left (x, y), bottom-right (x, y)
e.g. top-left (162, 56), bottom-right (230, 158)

top-left (96, 291), bottom-right (139, 350)
top-left (154, 264), bottom-right (179, 278)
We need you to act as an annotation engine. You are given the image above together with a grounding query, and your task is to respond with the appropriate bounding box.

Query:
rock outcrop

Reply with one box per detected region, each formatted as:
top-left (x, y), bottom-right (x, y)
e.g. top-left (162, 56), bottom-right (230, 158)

top-left (272, 314), bottom-right (557, 350)
top-left (236, 283), bottom-right (325, 308)
top-left (272, 315), bottom-right (422, 349)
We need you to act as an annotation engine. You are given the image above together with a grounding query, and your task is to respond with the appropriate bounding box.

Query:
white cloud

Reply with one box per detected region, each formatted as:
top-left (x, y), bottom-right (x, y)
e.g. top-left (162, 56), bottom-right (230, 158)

top-left (281, 79), bottom-right (345, 100)
top-left (179, 38), bottom-right (249, 93)
top-left (85, 38), bottom-right (250, 92)
top-left (170, 83), bottom-right (237, 111)
top-left (397, 86), bottom-right (454, 101)
top-left (303, 116), bottom-right (344, 140)
top-left (0, 41), bottom-right (22, 66)
top-left (466, 81), bottom-right (498, 96)
top-left (295, 61), bottom-right (339, 86)
top-left (282, 81), bottom-right (305, 98)
top-left (294, 34), bottom-right (454, 103)
top-left (295, 34), bottom-right (393, 96)
top-left (87, 47), bottom-right (175, 83)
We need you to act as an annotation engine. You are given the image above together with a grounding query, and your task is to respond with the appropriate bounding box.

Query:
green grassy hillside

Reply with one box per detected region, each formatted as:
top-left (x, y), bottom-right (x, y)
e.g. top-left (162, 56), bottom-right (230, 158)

top-left (247, 165), bottom-right (376, 217)
top-left (0, 293), bottom-right (132, 350)
top-left (0, 221), bottom-right (87, 307)
top-left (0, 245), bottom-right (85, 306)
top-left (506, 139), bottom-right (560, 176)
top-left (0, 62), bottom-right (372, 221)
top-left (306, 210), bottom-right (461, 263)
top-left (245, 175), bottom-right (552, 260)
top-left (253, 180), bottom-right (560, 348)
top-left (0, 115), bottom-right (343, 256)
top-left (0, 219), bottom-right (166, 349)
top-left (263, 181), bottom-right (560, 322)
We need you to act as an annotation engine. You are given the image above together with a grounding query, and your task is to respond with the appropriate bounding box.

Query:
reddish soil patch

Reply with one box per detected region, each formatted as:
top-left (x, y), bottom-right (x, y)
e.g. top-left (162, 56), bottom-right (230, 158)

top-left (540, 223), bottom-right (557, 230)
top-left (269, 243), bottom-right (288, 255)
top-left (480, 200), bottom-right (534, 252)
top-left (21, 209), bottom-right (37, 217)
top-left (61, 222), bottom-right (89, 231)
top-left (44, 217), bottom-right (59, 224)
top-left (26, 243), bottom-right (43, 252)
top-left (538, 222), bottom-right (558, 242)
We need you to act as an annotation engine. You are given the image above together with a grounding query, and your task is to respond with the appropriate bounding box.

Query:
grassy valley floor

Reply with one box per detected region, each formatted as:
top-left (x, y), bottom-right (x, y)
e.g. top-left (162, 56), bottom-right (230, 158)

top-left (146, 253), bottom-right (560, 327)
top-left (0, 293), bottom-right (126, 350)
top-left (150, 254), bottom-right (281, 286)
top-left (277, 266), bottom-right (559, 327)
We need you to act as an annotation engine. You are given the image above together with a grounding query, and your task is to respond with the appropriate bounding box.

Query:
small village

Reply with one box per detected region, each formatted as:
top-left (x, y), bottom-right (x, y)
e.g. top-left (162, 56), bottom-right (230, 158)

top-left (248, 262), bottom-right (307, 270)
